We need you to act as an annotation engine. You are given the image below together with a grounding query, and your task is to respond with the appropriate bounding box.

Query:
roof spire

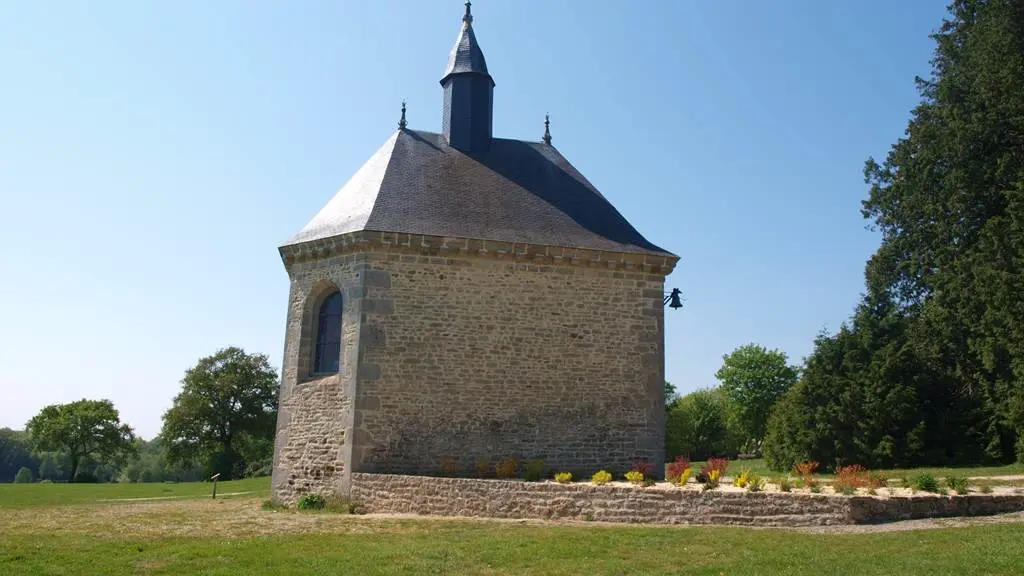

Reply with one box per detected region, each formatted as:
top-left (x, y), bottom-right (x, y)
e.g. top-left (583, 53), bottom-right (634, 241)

top-left (398, 100), bottom-right (407, 130)
top-left (463, 1), bottom-right (473, 26)
top-left (543, 114), bottom-right (552, 145)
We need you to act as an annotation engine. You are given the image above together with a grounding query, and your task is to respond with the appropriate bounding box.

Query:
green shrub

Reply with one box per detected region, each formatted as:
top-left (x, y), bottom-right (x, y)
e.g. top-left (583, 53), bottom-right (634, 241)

top-left (809, 484), bottom-right (821, 493)
top-left (776, 476), bottom-right (791, 492)
top-left (624, 470), bottom-right (644, 485)
top-left (297, 493), bottom-right (326, 510)
top-left (591, 470), bottom-right (612, 485)
top-left (980, 484), bottom-right (993, 494)
top-left (733, 468), bottom-right (751, 488)
top-left (14, 467), bottom-right (33, 484)
top-left (945, 475), bottom-right (969, 495)
top-left (746, 474), bottom-right (764, 492)
top-left (524, 459), bottom-right (547, 482)
top-left (913, 474), bottom-right (939, 493)
top-left (554, 472), bottom-right (572, 484)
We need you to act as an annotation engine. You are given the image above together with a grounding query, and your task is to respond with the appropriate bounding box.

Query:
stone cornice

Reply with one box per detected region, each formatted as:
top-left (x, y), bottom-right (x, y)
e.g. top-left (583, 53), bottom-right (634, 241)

top-left (279, 230), bottom-right (679, 276)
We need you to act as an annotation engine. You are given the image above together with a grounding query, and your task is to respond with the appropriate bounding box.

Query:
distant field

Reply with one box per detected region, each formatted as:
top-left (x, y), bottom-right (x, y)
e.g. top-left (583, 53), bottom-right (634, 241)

top-left (0, 477), bottom-right (269, 509)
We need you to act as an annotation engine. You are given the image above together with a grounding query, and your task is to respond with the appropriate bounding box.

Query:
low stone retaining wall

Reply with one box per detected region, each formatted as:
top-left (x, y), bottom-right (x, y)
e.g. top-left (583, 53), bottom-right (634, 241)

top-left (350, 473), bottom-right (1024, 527)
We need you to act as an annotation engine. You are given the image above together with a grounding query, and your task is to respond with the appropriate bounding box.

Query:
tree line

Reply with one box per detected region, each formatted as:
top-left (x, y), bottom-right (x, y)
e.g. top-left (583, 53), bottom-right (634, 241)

top-left (2, 347), bottom-right (278, 483)
top-left (671, 0), bottom-right (1024, 472)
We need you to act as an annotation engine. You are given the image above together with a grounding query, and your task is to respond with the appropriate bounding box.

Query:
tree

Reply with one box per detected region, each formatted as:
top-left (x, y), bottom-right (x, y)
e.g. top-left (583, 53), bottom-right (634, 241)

top-left (161, 347), bottom-right (279, 479)
top-left (14, 466), bottom-right (33, 483)
top-left (665, 387), bottom-right (742, 461)
top-left (0, 428), bottom-right (38, 483)
top-left (714, 344), bottom-right (798, 452)
top-left (25, 399), bottom-right (136, 481)
top-left (664, 381), bottom-right (679, 412)
top-left (860, 0), bottom-right (1024, 461)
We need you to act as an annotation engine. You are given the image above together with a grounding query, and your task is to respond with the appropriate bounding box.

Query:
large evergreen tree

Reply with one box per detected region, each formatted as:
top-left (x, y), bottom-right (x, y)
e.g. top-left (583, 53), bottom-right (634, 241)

top-left (766, 0), bottom-right (1024, 469)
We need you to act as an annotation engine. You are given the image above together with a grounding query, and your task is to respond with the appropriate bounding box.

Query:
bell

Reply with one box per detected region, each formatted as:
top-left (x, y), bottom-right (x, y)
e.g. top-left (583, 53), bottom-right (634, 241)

top-left (665, 288), bottom-right (683, 309)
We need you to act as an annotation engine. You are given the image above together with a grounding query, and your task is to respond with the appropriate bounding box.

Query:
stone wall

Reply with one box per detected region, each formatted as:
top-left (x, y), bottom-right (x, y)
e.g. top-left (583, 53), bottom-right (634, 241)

top-left (350, 473), bottom-right (1024, 527)
top-left (272, 232), bottom-right (672, 505)
top-left (271, 255), bottom-right (367, 506)
top-left (351, 248), bottom-right (666, 477)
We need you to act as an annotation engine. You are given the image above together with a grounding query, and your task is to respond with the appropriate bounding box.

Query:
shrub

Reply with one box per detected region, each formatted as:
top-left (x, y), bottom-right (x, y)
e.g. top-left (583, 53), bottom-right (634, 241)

top-left (809, 484), bottom-right (821, 493)
top-left (834, 464), bottom-right (870, 494)
top-left (776, 476), bottom-right (791, 492)
top-left (441, 457), bottom-right (460, 477)
top-left (495, 458), bottom-right (518, 479)
top-left (868, 471), bottom-right (888, 489)
top-left (946, 475), bottom-right (969, 495)
top-left (981, 484), bottom-right (993, 494)
top-left (297, 493), bottom-right (326, 510)
top-left (591, 470), bottom-right (612, 485)
top-left (630, 458), bottom-right (653, 477)
top-left (554, 472), bottom-right (573, 484)
top-left (474, 457), bottom-right (491, 478)
top-left (524, 459), bottom-right (547, 482)
top-left (666, 456), bottom-right (691, 483)
top-left (913, 473), bottom-right (939, 493)
top-left (746, 474), bottom-right (764, 492)
top-left (697, 457), bottom-right (730, 483)
top-left (624, 470), bottom-right (644, 485)
top-left (792, 461), bottom-right (818, 489)
top-left (702, 469), bottom-right (722, 491)
top-left (14, 467), bottom-right (33, 484)
top-left (733, 468), bottom-right (751, 488)
top-left (676, 467), bottom-right (693, 487)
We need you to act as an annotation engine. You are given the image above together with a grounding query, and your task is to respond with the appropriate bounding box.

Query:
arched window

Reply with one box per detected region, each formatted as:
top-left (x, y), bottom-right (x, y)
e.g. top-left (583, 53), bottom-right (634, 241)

top-left (313, 291), bottom-right (343, 375)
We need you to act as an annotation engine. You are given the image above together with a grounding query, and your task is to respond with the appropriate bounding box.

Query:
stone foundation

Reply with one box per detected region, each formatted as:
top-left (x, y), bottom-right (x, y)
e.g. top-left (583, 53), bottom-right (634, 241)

top-left (350, 473), bottom-right (1024, 527)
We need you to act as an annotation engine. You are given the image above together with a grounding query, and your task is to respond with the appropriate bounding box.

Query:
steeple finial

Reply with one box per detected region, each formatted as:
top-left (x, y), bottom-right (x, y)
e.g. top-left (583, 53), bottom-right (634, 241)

top-left (543, 114), bottom-right (552, 145)
top-left (398, 100), bottom-right (407, 130)
top-left (463, 1), bottom-right (473, 26)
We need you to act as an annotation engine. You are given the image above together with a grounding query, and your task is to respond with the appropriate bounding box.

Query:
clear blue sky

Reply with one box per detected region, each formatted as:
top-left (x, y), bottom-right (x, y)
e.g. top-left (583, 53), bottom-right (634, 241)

top-left (0, 1), bottom-right (949, 439)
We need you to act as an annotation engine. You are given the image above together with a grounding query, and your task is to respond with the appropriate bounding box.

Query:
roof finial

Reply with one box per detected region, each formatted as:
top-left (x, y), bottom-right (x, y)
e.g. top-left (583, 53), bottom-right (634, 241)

top-left (398, 100), bottom-right (407, 130)
top-left (543, 114), bottom-right (552, 145)
top-left (463, 1), bottom-right (473, 26)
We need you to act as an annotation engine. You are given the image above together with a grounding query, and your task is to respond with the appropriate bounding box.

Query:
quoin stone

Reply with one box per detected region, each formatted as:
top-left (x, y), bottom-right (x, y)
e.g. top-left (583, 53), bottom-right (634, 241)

top-left (270, 3), bottom-right (679, 506)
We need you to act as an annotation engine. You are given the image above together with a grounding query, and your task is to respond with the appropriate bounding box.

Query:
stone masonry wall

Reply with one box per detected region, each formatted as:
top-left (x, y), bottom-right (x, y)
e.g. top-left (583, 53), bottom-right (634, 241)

top-left (351, 249), bottom-right (667, 477)
top-left (351, 473), bottom-right (1024, 527)
top-left (271, 254), bottom-right (379, 505)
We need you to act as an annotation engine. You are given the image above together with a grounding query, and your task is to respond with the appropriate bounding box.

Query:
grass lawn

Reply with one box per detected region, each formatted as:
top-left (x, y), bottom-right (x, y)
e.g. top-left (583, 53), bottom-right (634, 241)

top-left (2, 477), bottom-right (1024, 574)
top-left (0, 477), bottom-right (269, 509)
top-left (0, 495), bottom-right (1022, 575)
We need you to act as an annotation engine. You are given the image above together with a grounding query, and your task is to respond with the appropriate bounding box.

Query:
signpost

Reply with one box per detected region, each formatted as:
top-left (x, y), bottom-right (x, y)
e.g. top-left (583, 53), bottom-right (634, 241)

top-left (211, 473), bottom-right (221, 499)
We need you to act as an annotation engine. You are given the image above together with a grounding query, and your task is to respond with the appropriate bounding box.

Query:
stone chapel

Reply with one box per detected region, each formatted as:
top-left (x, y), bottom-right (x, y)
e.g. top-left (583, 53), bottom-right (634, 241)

top-left (271, 2), bottom-right (679, 505)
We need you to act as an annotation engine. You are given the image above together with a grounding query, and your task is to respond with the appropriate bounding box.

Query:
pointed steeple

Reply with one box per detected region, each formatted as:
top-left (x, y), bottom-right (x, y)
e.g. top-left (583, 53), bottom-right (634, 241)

top-left (441, 1), bottom-right (494, 152)
top-left (543, 114), bottom-right (552, 145)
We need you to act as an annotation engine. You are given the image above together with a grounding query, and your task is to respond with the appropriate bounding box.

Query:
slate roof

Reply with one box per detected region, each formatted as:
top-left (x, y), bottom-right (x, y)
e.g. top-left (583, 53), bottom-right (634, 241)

top-left (284, 129), bottom-right (676, 259)
top-left (441, 21), bottom-right (492, 84)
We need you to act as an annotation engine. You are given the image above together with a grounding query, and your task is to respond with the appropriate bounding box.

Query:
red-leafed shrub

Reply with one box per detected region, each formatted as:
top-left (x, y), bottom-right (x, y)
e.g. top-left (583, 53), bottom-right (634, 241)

top-left (697, 457), bottom-right (729, 482)
top-left (630, 458), bottom-right (653, 477)
top-left (834, 464), bottom-right (869, 494)
top-left (666, 456), bottom-right (691, 483)
top-left (793, 461), bottom-right (819, 488)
